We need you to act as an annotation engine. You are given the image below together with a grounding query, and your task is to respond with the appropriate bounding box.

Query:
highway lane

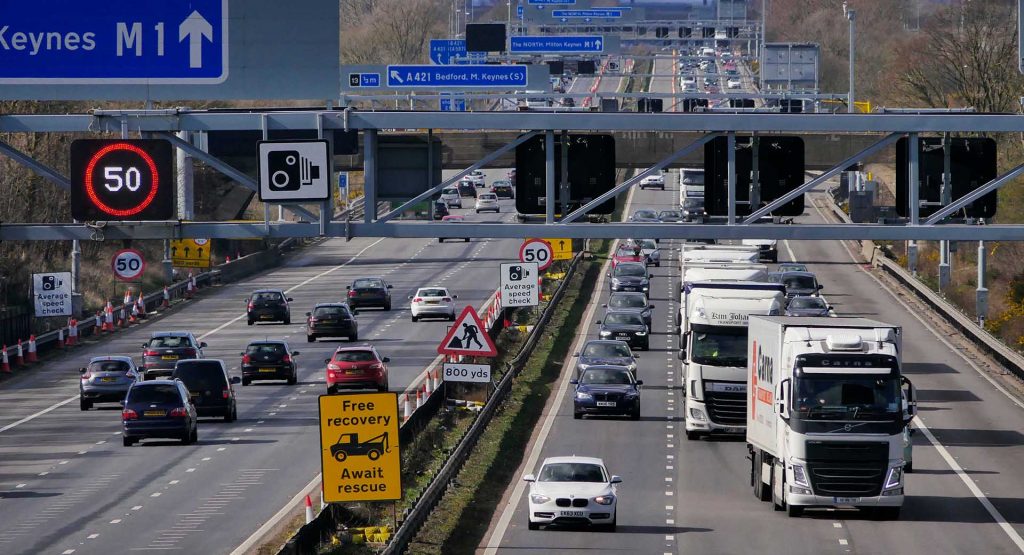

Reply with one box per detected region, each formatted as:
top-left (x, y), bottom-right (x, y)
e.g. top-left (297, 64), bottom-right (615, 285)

top-left (649, 55), bottom-right (677, 111)
top-left (0, 169), bottom-right (522, 554)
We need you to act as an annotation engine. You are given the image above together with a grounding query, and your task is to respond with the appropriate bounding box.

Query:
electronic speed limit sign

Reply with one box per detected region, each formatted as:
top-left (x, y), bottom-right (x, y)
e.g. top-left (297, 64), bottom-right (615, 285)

top-left (112, 249), bottom-right (146, 281)
top-left (519, 238), bottom-right (553, 271)
top-left (70, 139), bottom-right (175, 221)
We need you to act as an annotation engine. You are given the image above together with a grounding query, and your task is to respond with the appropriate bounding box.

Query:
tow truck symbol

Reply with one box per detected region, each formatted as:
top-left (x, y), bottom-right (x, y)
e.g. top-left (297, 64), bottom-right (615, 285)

top-left (330, 432), bottom-right (391, 462)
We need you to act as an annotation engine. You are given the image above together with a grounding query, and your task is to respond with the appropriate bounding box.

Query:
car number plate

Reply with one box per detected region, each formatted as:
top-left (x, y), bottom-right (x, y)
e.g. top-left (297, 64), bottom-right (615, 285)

top-left (426, 300), bottom-right (439, 305)
top-left (101, 377), bottom-right (116, 382)
top-left (320, 320), bottom-right (335, 324)
top-left (723, 427), bottom-right (744, 434)
top-left (259, 368), bottom-right (276, 373)
top-left (616, 333), bottom-right (630, 338)
top-left (834, 497), bottom-right (860, 504)
top-left (596, 401), bottom-right (616, 407)
top-left (261, 315), bottom-right (273, 319)
top-left (560, 511), bottom-right (587, 517)
top-left (161, 355), bottom-right (178, 360)
top-left (143, 410), bottom-right (166, 417)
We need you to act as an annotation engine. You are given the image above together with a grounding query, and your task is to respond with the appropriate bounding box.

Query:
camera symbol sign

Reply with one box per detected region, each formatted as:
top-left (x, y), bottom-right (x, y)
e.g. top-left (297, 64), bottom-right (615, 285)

top-left (258, 140), bottom-right (331, 202)
top-left (500, 262), bottom-right (539, 307)
top-left (112, 249), bottom-right (146, 281)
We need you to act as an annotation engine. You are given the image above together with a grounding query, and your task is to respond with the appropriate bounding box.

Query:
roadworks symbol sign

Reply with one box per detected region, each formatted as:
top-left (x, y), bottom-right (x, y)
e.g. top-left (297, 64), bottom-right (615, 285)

top-left (319, 393), bottom-right (401, 503)
top-left (437, 306), bottom-right (498, 357)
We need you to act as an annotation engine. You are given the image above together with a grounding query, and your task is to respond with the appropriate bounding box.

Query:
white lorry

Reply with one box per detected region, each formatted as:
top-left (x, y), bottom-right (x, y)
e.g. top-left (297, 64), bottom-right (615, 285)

top-left (746, 316), bottom-right (916, 519)
top-left (680, 282), bottom-right (786, 440)
top-left (741, 239), bottom-right (779, 263)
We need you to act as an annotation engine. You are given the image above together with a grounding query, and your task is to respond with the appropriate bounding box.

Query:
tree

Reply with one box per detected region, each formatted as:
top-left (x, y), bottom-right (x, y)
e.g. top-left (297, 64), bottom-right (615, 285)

top-left (341, 0), bottom-right (446, 65)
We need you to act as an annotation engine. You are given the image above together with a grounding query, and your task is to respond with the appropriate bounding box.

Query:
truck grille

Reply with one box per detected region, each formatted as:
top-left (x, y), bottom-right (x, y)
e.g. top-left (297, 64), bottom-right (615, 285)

top-left (704, 390), bottom-right (746, 426)
top-left (806, 441), bottom-right (888, 497)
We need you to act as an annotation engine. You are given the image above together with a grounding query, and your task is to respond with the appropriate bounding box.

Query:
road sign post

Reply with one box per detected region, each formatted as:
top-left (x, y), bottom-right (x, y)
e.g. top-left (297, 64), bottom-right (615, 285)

top-left (319, 393), bottom-right (401, 503)
top-left (500, 262), bottom-right (539, 307)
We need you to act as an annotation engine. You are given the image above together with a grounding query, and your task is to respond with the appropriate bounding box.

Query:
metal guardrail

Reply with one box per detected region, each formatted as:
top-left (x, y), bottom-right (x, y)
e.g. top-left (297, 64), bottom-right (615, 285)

top-left (821, 196), bottom-right (1024, 380)
top-left (380, 249), bottom-right (584, 555)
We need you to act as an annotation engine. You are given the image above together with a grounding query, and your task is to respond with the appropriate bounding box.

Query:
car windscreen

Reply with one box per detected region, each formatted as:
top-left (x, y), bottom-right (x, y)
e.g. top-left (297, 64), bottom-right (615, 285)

top-left (253, 292), bottom-right (283, 302)
top-left (580, 367), bottom-right (633, 385)
top-left (418, 289), bottom-right (447, 297)
top-left (89, 360), bottom-right (131, 373)
top-left (639, 240), bottom-right (656, 250)
top-left (127, 384), bottom-right (181, 404)
top-left (789, 297), bottom-right (826, 309)
top-left (633, 210), bottom-right (657, 219)
top-left (353, 279), bottom-right (384, 289)
top-left (783, 275), bottom-right (817, 290)
top-left (659, 211), bottom-right (681, 219)
top-left (538, 462), bottom-right (607, 483)
top-left (246, 343), bottom-right (286, 356)
top-left (613, 265), bottom-right (646, 277)
top-left (314, 306), bottom-right (349, 318)
top-left (334, 350), bottom-right (376, 363)
top-left (779, 264), bottom-right (807, 272)
top-left (173, 363), bottom-right (227, 390)
top-left (583, 343), bottom-right (632, 358)
top-left (608, 295), bottom-right (646, 309)
top-left (604, 313), bottom-right (643, 326)
top-left (148, 336), bottom-right (189, 348)
top-left (442, 188), bottom-right (459, 195)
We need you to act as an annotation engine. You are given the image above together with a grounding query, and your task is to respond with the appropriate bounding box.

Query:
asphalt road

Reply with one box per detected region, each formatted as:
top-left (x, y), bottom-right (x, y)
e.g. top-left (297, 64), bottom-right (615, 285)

top-left (484, 184), bottom-right (1024, 552)
top-left (0, 169), bottom-right (521, 555)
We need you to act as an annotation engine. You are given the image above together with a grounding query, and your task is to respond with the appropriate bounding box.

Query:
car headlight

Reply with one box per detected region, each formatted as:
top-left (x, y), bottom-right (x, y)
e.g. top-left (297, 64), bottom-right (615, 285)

top-left (576, 391), bottom-right (593, 400)
top-left (530, 494), bottom-right (551, 504)
top-left (611, 278), bottom-right (621, 285)
top-left (628, 363), bottom-right (637, 371)
top-left (593, 495), bottom-right (615, 505)
top-left (885, 466), bottom-right (903, 489)
top-left (791, 463), bottom-right (810, 488)
top-left (635, 331), bottom-right (647, 336)
top-left (599, 330), bottom-right (611, 337)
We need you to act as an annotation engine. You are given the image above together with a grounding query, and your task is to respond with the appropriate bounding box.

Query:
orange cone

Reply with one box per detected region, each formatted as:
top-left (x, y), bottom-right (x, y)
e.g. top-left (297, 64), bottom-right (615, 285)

top-left (136, 296), bottom-right (147, 319)
top-left (57, 328), bottom-right (66, 349)
top-left (304, 495), bottom-right (315, 524)
top-left (26, 336), bottom-right (37, 363)
top-left (402, 394), bottom-right (411, 422)
top-left (68, 319), bottom-right (78, 346)
top-left (1, 346), bottom-right (9, 373)
top-left (161, 287), bottom-right (171, 309)
top-left (129, 302), bottom-right (138, 324)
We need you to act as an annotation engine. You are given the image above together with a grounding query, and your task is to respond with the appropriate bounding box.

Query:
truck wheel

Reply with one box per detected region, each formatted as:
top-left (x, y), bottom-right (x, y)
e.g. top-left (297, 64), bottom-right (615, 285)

top-left (367, 449), bottom-right (381, 461)
top-left (753, 451), bottom-right (771, 502)
top-left (787, 505), bottom-right (804, 518)
top-left (334, 451), bottom-right (347, 463)
top-left (685, 430), bottom-right (701, 441)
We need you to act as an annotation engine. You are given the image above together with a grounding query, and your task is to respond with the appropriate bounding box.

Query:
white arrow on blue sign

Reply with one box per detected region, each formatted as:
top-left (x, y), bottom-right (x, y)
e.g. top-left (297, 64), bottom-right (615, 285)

top-left (387, 65), bottom-right (527, 88)
top-left (0, 0), bottom-right (227, 83)
top-left (510, 36), bottom-right (604, 54)
top-left (429, 39), bottom-right (467, 65)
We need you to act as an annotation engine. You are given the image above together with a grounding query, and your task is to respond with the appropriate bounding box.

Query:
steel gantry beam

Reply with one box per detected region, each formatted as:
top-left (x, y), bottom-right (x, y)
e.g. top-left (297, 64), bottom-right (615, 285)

top-left (923, 161), bottom-right (1024, 225)
top-left (742, 132), bottom-right (901, 223)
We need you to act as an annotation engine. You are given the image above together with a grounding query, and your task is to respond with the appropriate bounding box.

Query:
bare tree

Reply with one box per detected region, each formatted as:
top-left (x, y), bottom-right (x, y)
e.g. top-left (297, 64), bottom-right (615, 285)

top-left (341, 0), bottom-right (446, 65)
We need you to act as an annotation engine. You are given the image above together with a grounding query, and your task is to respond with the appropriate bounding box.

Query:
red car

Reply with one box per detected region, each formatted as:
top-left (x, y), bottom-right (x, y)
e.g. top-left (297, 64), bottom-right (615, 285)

top-left (611, 245), bottom-right (644, 267)
top-left (325, 345), bottom-right (390, 394)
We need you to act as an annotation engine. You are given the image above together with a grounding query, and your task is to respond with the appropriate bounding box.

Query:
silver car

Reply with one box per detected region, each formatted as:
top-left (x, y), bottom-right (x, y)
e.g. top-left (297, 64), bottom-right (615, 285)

top-left (80, 356), bottom-right (142, 410)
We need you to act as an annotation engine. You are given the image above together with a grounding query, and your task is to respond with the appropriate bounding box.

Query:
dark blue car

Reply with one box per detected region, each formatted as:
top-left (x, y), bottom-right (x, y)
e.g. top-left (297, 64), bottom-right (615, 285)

top-left (122, 380), bottom-right (198, 446)
top-left (571, 366), bottom-right (643, 420)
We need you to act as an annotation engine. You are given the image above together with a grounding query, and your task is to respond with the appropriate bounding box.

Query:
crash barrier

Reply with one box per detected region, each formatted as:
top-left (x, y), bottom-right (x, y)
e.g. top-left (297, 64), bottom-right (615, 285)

top-left (2, 198), bottom-right (367, 371)
top-left (822, 192), bottom-right (1024, 380)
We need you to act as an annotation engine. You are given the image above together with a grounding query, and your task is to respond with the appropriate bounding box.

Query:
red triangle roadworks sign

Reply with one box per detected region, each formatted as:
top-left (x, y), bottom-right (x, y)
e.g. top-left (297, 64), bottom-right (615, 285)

top-left (436, 306), bottom-right (498, 357)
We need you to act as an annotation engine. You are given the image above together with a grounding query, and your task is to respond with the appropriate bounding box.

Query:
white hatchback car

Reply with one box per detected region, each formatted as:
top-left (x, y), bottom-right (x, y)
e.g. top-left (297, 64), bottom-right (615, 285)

top-left (524, 456), bottom-right (621, 531)
top-left (467, 170), bottom-right (486, 187)
top-left (475, 193), bottom-right (500, 213)
top-left (408, 286), bottom-right (457, 322)
top-left (727, 78), bottom-right (742, 89)
top-left (440, 186), bottom-right (462, 208)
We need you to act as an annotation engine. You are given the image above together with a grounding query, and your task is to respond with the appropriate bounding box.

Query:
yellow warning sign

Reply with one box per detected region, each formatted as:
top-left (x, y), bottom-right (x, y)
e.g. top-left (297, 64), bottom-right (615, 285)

top-left (319, 393), bottom-right (401, 503)
top-left (170, 238), bottom-right (211, 269)
top-left (543, 238), bottom-right (573, 260)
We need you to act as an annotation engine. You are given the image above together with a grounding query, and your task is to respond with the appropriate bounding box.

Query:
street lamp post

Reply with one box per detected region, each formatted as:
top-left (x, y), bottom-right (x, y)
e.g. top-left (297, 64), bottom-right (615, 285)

top-left (846, 7), bottom-right (856, 113)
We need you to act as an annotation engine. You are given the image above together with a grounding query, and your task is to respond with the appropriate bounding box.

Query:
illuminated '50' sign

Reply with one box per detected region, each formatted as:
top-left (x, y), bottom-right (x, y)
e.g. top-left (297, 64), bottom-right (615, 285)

top-left (71, 139), bottom-right (175, 221)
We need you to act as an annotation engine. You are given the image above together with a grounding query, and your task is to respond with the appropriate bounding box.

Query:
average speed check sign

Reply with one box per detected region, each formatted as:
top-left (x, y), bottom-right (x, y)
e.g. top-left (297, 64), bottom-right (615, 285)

top-left (112, 249), bottom-right (145, 281)
top-left (519, 238), bottom-right (553, 271)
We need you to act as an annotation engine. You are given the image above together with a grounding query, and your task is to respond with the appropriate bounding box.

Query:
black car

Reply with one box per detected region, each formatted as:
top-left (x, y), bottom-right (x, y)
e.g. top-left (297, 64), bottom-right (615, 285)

top-left (241, 341), bottom-right (299, 385)
top-left (246, 289), bottom-right (292, 325)
top-left (596, 310), bottom-right (649, 350)
top-left (122, 379), bottom-right (198, 446)
top-left (629, 209), bottom-right (660, 223)
top-left (307, 303), bottom-right (359, 342)
top-left (779, 271), bottom-right (822, 298)
top-left (141, 331), bottom-right (206, 379)
top-left (608, 262), bottom-right (650, 294)
top-left (347, 277), bottom-right (393, 311)
top-left (657, 210), bottom-right (685, 223)
top-left (491, 180), bottom-right (515, 199)
top-left (785, 295), bottom-right (832, 317)
top-left (574, 340), bottom-right (638, 378)
top-left (571, 365), bottom-right (642, 420)
top-left (681, 197), bottom-right (707, 222)
top-left (172, 359), bottom-right (240, 421)
top-left (457, 179), bottom-right (477, 198)
top-left (604, 292), bottom-right (654, 328)
top-left (433, 200), bottom-right (450, 220)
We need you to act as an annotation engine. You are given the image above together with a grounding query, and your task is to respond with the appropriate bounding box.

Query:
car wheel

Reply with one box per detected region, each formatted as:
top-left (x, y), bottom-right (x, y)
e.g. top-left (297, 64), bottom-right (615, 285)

top-left (307, 335), bottom-right (316, 343)
top-left (350, 332), bottom-right (358, 342)
top-left (80, 398), bottom-right (92, 411)
top-left (225, 406), bottom-right (235, 422)
top-left (242, 377), bottom-right (250, 386)
top-left (604, 513), bottom-right (617, 532)
top-left (438, 238), bottom-right (444, 243)
top-left (475, 209), bottom-right (480, 213)
top-left (655, 261), bottom-right (661, 267)
top-left (573, 412), bottom-right (582, 420)
top-left (464, 238), bottom-right (470, 242)
top-left (288, 372), bottom-right (298, 386)
top-left (496, 208), bottom-right (500, 213)
top-left (182, 431), bottom-right (192, 445)
top-left (449, 313), bottom-right (456, 321)
top-left (122, 436), bottom-right (134, 447)
top-left (528, 520), bottom-right (540, 531)
top-left (631, 407), bottom-right (640, 420)
top-left (191, 426), bottom-right (198, 444)
top-left (284, 317), bottom-right (291, 326)
top-left (385, 301), bottom-right (392, 311)
top-left (411, 315), bottom-right (418, 322)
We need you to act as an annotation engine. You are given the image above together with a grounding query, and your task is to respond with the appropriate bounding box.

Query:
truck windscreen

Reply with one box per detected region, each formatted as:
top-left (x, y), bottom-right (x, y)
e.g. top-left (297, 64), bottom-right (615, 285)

top-left (794, 375), bottom-right (901, 421)
top-left (690, 324), bottom-right (747, 366)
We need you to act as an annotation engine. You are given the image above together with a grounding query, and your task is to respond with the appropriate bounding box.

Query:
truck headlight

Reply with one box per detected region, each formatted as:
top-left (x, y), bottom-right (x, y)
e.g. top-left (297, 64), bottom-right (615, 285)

top-left (791, 463), bottom-right (810, 488)
top-left (530, 494), bottom-right (551, 504)
top-left (576, 391), bottom-right (593, 400)
top-left (599, 330), bottom-right (611, 337)
top-left (885, 466), bottom-right (903, 489)
top-left (689, 408), bottom-right (706, 421)
top-left (593, 495), bottom-right (615, 505)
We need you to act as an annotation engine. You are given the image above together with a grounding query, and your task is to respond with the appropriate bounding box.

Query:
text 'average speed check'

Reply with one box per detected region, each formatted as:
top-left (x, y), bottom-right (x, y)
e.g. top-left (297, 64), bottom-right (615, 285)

top-left (319, 393), bottom-right (401, 503)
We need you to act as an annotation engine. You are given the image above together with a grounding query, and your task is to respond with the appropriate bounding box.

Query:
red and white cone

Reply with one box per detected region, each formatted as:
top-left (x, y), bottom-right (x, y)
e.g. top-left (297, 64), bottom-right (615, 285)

top-left (1, 346), bottom-right (9, 373)
top-left (57, 328), bottom-right (66, 349)
top-left (225, 255), bottom-right (231, 263)
top-left (416, 388), bottom-right (423, 410)
top-left (136, 296), bottom-right (147, 319)
top-left (26, 336), bottom-right (37, 363)
top-left (129, 302), bottom-right (139, 324)
top-left (434, 369), bottom-right (441, 388)
top-left (186, 279), bottom-right (195, 299)
top-left (68, 319), bottom-right (78, 346)
top-left (304, 495), bottom-right (315, 524)
top-left (402, 394), bottom-right (412, 422)
top-left (104, 308), bottom-right (114, 333)
top-left (14, 340), bottom-right (24, 366)
top-left (424, 373), bottom-right (433, 396)
top-left (123, 289), bottom-right (132, 306)
top-left (161, 287), bottom-right (171, 309)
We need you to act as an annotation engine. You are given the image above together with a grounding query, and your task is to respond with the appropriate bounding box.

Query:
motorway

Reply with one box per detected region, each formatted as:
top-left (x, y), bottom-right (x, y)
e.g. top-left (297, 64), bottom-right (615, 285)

top-left (0, 170), bottom-right (520, 554)
top-left (482, 57), bottom-right (1024, 554)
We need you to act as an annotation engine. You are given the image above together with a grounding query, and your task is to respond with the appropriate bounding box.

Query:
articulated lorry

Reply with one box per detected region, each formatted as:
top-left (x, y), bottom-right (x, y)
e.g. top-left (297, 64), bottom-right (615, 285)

top-left (746, 316), bottom-right (916, 519)
top-left (680, 281), bottom-right (786, 440)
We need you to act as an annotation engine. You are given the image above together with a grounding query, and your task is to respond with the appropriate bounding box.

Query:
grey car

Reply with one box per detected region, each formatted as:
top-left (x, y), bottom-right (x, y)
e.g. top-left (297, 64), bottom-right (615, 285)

top-left (779, 271), bottom-right (822, 298)
top-left (141, 332), bottom-right (206, 379)
top-left (80, 356), bottom-right (142, 410)
top-left (635, 239), bottom-right (661, 267)
top-left (608, 262), bottom-right (650, 294)
top-left (603, 292), bottom-right (654, 328)
top-left (681, 197), bottom-right (707, 222)
top-left (629, 209), bottom-right (660, 223)
top-left (574, 339), bottom-right (638, 378)
top-left (784, 296), bottom-right (832, 317)
top-left (658, 210), bottom-right (685, 223)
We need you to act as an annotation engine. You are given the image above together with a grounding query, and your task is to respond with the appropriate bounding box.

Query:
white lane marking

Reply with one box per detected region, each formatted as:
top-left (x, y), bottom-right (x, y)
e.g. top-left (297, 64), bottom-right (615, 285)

top-left (186, 468), bottom-right (196, 473)
top-left (228, 474), bottom-right (322, 555)
top-left (834, 522), bottom-right (843, 528)
top-left (809, 198), bottom-right (1024, 551)
top-left (150, 492), bottom-right (161, 498)
top-left (38, 472), bottom-right (48, 476)
top-left (0, 237), bottom-right (389, 435)
top-left (131, 506), bottom-right (143, 511)
top-left (110, 519), bottom-right (122, 524)
top-left (839, 539), bottom-right (849, 546)
top-left (62, 550), bottom-right (75, 554)
top-left (781, 239), bottom-right (798, 263)
top-left (168, 480), bottom-right (179, 485)
top-left (87, 533), bottom-right (99, 539)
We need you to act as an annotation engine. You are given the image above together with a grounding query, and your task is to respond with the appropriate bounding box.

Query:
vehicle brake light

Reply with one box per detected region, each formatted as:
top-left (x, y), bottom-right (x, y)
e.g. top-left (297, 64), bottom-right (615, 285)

top-left (242, 354), bottom-right (251, 364)
top-left (81, 372), bottom-right (91, 379)
top-left (247, 302), bottom-right (254, 310)
top-left (144, 350), bottom-right (159, 357)
top-left (327, 363), bottom-right (341, 371)
top-left (413, 297), bottom-right (423, 303)
top-left (183, 348), bottom-right (197, 357)
top-left (122, 408), bottom-right (139, 420)
top-left (282, 354), bottom-right (292, 364)
top-left (347, 290), bottom-right (357, 298)
top-left (369, 364), bottom-right (383, 371)
top-left (222, 389), bottom-right (230, 399)
top-left (169, 407), bottom-right (188, 417)
top-left (309, 317), bottom-right (318, 323)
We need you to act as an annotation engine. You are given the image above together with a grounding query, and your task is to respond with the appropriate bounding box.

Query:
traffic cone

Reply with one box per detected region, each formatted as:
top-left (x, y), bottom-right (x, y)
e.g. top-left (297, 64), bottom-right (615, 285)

top-left (416, 388), bottom-right (423, 410)
top-left (304, 495), bottom-right (315, 524)
top-left (14, 340), bottom-right (24, 366)
top-left (104, 308), bottom-right (115, 333)
top-left (68, 319), bottom-right (78, 346)
top-left (123, 289), bottom-right (132, 306)
top-left (161, 287), bottom-right (171, 309)
top-left (434, 368), bottom-right (441, 388)
top-left (57, 328), bottom-right (65, 349)
top-left (225, 255), bottom-right (231, 263)
top-left (191, 273), bottom-right (198, 291)
top-left (129, 302), bottom-right (139, 324)
top-left (26, 336), bottom-right (37, 363)
top-left (136, 296), bottom-right (147, 319)
top-left (424, 373), bottom-right (433, 396)
top-left (1, 346), bottom-right (9, 373)
top-left (186, 279), bottom-right (194, 299)
top-left (402, 394), bottom-right (411, 422)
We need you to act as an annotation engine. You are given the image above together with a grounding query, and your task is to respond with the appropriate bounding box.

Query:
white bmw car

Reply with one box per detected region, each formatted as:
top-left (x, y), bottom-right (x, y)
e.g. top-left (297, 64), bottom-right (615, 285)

top-left (523, 456), bottom-right (621, 531)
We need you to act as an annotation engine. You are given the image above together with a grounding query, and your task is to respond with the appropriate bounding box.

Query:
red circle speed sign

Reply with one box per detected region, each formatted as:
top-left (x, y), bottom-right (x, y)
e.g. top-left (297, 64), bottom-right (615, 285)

top-left (70, 139), bottom-right (175, 221)
top-left (519, 239), bottom-right (553, 271)
top-left (112, 249), bottom-right (146, 281)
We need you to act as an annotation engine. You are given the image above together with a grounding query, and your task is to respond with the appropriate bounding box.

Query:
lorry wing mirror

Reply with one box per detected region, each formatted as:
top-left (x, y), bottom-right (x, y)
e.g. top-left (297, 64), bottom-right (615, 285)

top-left (776, 378), bottom-right (791, 420)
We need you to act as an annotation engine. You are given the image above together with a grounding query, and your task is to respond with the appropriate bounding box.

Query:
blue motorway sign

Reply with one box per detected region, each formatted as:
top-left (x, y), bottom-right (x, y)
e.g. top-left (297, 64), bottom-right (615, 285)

top-left (0, 0), bottom-right (227, 83)
top-left (387, 65), bottom-right (527, 88)
top-left (430, 39), bottom-right (467, 65)
top-left (552, 8), bottom-right (627, 18)
top-left (528, 0), bottom-right (576, 4)
top-left (518, 6), bottom-right (524, 19)
top-left (440, 94), bottom-right (467, 112)
top-left (510, 35), bottom-right (604, 54)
